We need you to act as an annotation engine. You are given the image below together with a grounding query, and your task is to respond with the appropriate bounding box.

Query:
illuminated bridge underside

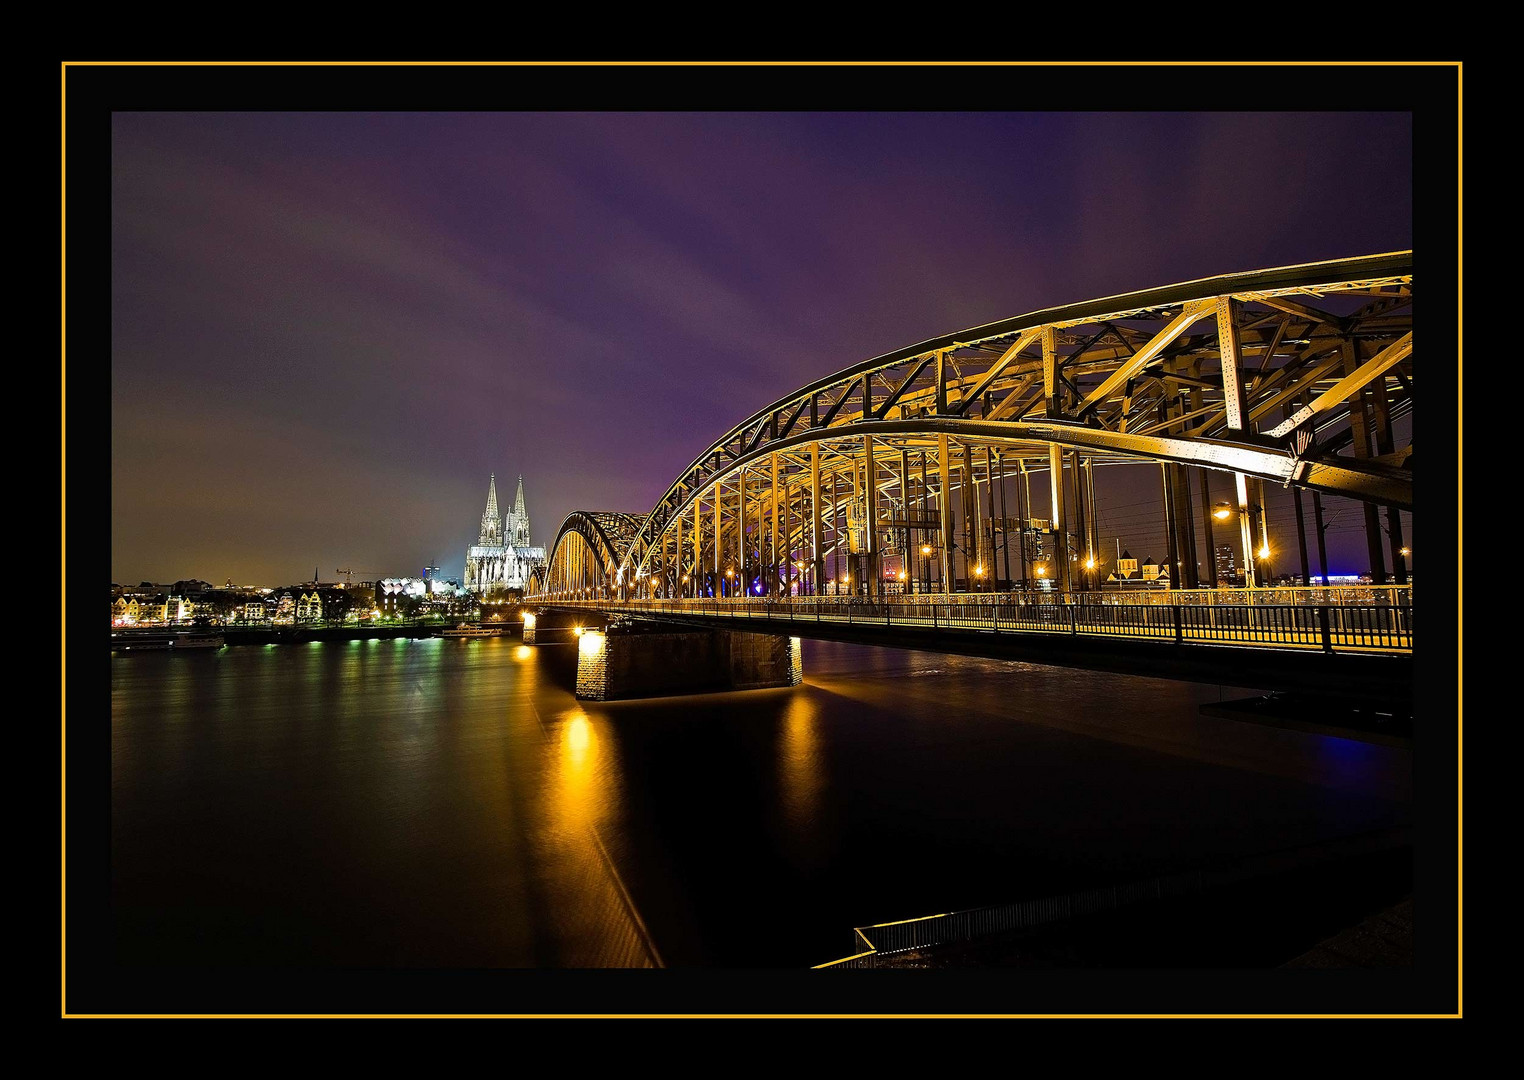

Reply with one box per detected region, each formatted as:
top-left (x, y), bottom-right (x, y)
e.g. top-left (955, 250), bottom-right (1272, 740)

top-left (538, 253), bottom-right (1412, 600)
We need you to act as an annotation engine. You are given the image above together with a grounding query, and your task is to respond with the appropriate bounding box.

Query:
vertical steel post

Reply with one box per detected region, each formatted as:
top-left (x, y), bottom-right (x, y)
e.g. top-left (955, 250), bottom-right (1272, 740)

top-left (1342, 338), bottom-right (1388, 584)
top-left (1071, 448), bottom-right (1088, 591)
top-left (810, 442), bottom-right (822, 597)
top-left (1162, 463), bottom-right (1180, 593)
top-left (1016, 459), bottom-right (1029, 589)
top-left (1312, 491), bottom-right (1330, 587)
top-left (1216, 297), bottom-right (1257, 588)
top-left (999, 450), bottom-right (1012, 590)
top-left (864, 432), bottom-right (879, 598)
top-left (771, 453), bottom-right (781, 596)
top-left (938, 433), bottom-right (954, 594)
top-left (901, 446), bottom-right (912, 595)
top-left (1049, 443), bottom-right (1071, 593)
top-left (1370, 375), bottom-right (1409, 585)
top-left (1086, 457), bottom-right (1100, 588)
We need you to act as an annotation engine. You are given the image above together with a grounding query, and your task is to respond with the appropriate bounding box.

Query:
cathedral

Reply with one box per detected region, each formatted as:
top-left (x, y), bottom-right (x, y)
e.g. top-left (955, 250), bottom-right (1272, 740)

top-left (463, 474), bottom-right (546, 594)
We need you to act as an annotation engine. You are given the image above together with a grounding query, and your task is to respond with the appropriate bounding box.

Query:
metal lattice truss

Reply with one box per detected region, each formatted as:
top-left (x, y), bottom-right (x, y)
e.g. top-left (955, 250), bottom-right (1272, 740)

top-left (538, 253), bottom-right (1412, 599)
top-left (537, 510), bottom-right (649, 596)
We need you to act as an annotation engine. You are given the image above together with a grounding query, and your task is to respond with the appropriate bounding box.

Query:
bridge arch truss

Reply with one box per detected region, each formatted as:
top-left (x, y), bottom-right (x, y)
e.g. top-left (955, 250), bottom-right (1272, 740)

top-left (534, 252), bottom-right (1412, 600)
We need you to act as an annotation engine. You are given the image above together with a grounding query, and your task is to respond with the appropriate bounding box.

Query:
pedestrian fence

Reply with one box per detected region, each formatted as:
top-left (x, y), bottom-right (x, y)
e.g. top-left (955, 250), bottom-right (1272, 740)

top-left (541, 597), bottom-right (1412, 653)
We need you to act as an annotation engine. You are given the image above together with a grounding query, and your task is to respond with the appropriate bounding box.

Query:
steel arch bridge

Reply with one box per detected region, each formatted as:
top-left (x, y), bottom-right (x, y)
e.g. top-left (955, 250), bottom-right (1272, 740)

top-left (532, 511), bottom-right (649, 598)
top-left (535, 252), bottom-right (1412, 602)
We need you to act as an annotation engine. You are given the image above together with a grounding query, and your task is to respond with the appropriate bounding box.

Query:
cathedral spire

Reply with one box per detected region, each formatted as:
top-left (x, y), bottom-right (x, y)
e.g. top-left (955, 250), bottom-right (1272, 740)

top-left (511, 475), bottom-right (530, 547)
top-left (478, 474), bottom-right (502, 546)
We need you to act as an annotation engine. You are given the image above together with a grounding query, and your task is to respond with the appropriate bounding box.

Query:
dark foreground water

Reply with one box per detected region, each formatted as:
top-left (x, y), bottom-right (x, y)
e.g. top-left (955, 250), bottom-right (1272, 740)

top-left (111, 637), bottom-right (1411, 968)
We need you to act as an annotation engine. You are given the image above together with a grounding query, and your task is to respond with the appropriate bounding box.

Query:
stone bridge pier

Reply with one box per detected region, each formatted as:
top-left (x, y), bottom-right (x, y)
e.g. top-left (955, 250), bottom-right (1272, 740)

top-left (575, 625), bottom-right (802, 702)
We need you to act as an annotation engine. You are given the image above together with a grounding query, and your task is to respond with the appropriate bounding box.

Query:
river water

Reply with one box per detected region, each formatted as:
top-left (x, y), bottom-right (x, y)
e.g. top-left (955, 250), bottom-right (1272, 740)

top-left (111, 636), bottom-right (1411, 968)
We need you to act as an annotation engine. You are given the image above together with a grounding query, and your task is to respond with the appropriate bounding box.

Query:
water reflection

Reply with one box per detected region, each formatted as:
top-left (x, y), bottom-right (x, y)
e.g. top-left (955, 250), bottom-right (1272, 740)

top-left (535, 703), bottom-right (658, 967)
top-left (779, 692), bottom-right (824, 833)
top-left (112, 636), bottom-right (1410, 969)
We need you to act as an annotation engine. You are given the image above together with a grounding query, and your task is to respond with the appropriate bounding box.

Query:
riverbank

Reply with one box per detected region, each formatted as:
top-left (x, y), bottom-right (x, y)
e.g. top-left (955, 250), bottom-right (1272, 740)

top-left (112, 622), bottom-right (522, 648)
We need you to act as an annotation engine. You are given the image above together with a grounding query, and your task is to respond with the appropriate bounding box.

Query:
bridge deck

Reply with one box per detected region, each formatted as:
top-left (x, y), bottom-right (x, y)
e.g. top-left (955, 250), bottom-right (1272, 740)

top-left (536, 597), bottom-right (1413, 702)
top-left (543, 597), bottom-right (1412, 654)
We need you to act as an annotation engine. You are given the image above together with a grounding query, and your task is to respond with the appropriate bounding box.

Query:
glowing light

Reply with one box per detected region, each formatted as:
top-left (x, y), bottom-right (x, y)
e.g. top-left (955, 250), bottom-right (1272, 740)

top-left (842, 573), bottom-right (850, 585)
top-left (1213, 501), bottom-right (1233, 521)
top-left (726, 568), bottom-right (735, 578)
top-left (578, 629), bottom-right (604, 657)
top-left (921, 544), bottom-right (933, 555)
top-left (1037, 567), bottom-right (1046, 577)
top-left (1400, 547), bottom-right (1411, 557)
top-left (566, 713), bottom-right (591, 758)
top-left (573, 625), bottom-right (584, 637)
top-left (1085, 558), bottom-right (1095, 569)
top-left (522, 612), bottom-right (536, 629)
top-left (515, 645), bottom-right (532, 661)
top-left (1258, 545), bottom-right (1271, 559)
top-left (975, 565), bottom-right (984, 577)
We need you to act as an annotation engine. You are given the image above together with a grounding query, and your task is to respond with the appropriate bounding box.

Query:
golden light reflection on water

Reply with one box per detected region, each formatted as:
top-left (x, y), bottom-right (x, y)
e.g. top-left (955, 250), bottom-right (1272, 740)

top-left (537, 705), bottom-right (657, 966)
top-left (780, 692), bottom-right (825, 831)
top-left (546, 708), bottom-right (616, 841)
top-left (514, 645), bottom-right (533, 662)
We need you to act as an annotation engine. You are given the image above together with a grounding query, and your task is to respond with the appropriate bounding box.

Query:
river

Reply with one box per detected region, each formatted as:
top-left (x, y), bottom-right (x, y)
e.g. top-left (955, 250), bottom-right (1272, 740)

top-left (110, 635), bottom-right (1411, 967)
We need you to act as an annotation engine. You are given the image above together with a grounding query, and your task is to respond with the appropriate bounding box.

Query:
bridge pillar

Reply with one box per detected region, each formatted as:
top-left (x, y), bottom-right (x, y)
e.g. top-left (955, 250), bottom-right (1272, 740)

top-left (575, 627), bottom-right (803, 701)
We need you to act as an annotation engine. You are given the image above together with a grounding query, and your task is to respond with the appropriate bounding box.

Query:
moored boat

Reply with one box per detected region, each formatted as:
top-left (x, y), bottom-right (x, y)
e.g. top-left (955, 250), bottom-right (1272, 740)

top-left (435, 624), bottom-right (506, 638)
top-left (112, 629), bottom-right (225, 651)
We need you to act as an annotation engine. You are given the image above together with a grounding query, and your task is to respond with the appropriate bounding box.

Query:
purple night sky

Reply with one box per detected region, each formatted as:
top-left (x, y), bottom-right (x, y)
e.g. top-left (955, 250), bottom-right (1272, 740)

top-left (111, 112), bottom-right (1411, 586)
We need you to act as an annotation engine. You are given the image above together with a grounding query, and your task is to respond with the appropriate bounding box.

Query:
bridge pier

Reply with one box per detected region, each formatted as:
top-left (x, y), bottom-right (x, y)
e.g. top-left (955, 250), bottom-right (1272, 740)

top-left (575, 626), bottom-right (802, 702)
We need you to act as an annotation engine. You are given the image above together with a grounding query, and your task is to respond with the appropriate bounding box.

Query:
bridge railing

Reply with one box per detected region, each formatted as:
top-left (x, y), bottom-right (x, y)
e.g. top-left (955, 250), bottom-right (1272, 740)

top-left (535, 596), bottom-right (1413, 654)
top-left (537, 584), bottom-right (1412, 608)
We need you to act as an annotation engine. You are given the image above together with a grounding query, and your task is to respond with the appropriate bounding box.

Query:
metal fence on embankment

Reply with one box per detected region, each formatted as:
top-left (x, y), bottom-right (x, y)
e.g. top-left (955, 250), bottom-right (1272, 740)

top-left (811, 826), bottom-right (1412, 969)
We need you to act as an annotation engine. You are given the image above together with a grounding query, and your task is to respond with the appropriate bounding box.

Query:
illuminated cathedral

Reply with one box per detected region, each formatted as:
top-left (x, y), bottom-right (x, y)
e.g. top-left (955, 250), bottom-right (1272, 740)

top-left (463, 474), bottom-right (546, 593)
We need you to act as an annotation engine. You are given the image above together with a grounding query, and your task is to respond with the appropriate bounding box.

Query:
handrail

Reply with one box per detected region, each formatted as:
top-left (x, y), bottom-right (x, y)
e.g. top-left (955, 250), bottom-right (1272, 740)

top-left (532, 596), bottom-right (1413, 654)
